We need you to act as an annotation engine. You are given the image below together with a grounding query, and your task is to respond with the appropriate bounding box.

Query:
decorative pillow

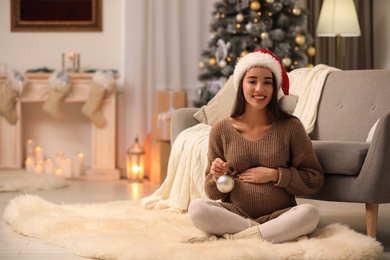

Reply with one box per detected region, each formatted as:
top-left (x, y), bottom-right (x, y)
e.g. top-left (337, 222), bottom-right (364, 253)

top-left (193, 75), bottom-right (236, 125)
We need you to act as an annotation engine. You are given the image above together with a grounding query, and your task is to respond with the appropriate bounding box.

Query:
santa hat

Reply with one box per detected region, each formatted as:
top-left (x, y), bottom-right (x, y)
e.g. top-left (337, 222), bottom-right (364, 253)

top-left (233, 48), bottom-right (289, 96)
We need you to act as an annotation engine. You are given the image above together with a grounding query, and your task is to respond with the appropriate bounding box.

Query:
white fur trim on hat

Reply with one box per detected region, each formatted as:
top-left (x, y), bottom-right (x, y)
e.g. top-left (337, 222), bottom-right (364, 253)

top-left (233, 52), bottom-right (282, 91)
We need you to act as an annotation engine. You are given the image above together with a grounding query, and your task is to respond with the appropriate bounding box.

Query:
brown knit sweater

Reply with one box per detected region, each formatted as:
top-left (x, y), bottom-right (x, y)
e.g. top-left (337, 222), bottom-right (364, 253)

top-left (204, 117), bottom-right (324, 224)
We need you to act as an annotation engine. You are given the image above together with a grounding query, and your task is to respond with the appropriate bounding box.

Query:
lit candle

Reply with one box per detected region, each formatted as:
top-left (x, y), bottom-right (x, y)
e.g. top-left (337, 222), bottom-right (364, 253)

top-left (62, 158), bottom-right (73, 178)
top-left (55, 152), bottom-right (64, 168)
top-left (44, 159), bottom-right (55, 175)
top-left (26, 139), bottom-right (35, 157)
top-left (67, 51), bottom-right (74, 59)
top-left (34, 146), bottom-right (44, 162)
top-left (56, 168), bottom-right (63, 176)
top-left (34, 163), bottom-right (43, 174)
top-left (73, 153), bottom-right (85, 177)
top-left (25, 157), bottom-right (35, 172)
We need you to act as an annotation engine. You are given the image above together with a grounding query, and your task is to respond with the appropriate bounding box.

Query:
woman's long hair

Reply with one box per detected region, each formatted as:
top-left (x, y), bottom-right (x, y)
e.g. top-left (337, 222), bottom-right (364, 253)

top-left (230, 70), bottom-right (295, 120)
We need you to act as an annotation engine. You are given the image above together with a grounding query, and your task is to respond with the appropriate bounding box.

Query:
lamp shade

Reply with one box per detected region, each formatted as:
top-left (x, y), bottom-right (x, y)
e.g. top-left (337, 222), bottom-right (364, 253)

top-left (316, 0), bottom-right (361, 37)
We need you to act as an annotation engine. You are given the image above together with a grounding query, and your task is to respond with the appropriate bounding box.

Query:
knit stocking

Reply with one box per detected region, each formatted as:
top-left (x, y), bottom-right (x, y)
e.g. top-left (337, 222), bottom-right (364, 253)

top-left (42, 72), bottom-right (70, 122)
top-left (222, 226), bottom-right (262, 240)
top-left (42, 89), bottom-right (68, 121)
top-left (81, 82), bottom-right (107, 128)
top-left (81, 71), bottom-right (114, 128)
top-left (0, 70), bottom-right (26, 124)
top-left (0, 82), bottom-right (20, 124)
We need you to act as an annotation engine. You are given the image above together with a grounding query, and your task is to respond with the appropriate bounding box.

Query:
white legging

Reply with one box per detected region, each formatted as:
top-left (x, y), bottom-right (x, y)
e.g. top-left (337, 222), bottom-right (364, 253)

top-left (188, 198), bottom-right (320, 243)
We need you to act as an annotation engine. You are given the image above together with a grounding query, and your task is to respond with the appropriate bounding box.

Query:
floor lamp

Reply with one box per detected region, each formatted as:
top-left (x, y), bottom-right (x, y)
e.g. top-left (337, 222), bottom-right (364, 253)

top-left (316, 0), bottom-right (361, 69)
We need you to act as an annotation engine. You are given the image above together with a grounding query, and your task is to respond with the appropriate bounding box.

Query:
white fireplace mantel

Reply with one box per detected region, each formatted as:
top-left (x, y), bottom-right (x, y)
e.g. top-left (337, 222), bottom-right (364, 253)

top-left (0, 73), bottom-right (120, 180)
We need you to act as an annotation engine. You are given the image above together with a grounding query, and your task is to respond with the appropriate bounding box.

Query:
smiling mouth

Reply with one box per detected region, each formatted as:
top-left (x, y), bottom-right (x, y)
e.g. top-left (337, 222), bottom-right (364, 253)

top-left (253, 95), bottom-right (266, 100)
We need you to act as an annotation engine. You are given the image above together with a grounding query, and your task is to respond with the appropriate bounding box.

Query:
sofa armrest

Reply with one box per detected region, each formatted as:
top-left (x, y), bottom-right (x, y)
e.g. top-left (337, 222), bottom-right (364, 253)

top-left (356, 109), bottom-right (390, 202)
top-left (171, 107), bottom-right (200, 145)
top-left (309, 110), bottom-right (390, 203)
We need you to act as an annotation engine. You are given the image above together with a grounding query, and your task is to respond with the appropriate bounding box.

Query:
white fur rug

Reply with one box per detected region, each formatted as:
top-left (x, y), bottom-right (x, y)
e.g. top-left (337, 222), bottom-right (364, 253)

top-left (3, 195), bottom-right (383, 260)
top-left (0, 170), bottom-right (68, 192)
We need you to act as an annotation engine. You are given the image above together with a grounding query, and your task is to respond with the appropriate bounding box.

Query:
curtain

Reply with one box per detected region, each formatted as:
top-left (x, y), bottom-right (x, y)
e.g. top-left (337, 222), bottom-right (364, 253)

top-left (119, 0), bottom-right (216, 169)
top-left (305, 0), bottom-right (373, 70)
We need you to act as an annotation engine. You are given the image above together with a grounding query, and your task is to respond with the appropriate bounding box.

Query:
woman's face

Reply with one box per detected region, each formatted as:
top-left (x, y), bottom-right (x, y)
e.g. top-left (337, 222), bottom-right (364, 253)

top-left (242, 67), bottom-right (274, 111)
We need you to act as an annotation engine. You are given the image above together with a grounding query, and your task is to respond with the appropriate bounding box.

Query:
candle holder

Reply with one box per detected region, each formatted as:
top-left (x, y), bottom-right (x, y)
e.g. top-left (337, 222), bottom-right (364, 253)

top-left (126, 137), bottom-right (145, 182)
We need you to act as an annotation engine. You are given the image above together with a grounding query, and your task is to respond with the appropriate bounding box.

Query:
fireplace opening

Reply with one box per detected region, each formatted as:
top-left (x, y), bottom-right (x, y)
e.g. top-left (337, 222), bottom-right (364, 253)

top-left (22, 102), bottom-right (92, 168)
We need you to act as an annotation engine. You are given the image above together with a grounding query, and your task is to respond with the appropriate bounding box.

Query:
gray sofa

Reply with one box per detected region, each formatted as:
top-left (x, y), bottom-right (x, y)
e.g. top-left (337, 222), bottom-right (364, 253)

top-left (170, 69), bottom-right (390, 238)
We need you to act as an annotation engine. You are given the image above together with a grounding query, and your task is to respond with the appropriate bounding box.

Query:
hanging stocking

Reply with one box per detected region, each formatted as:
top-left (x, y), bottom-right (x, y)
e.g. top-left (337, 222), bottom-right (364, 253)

top-left (42, 71), bottom-right (71, 122)
top-left (0, 70), bottom-right (26, 124)
top-left (82, 71), bottom-right (114, 128)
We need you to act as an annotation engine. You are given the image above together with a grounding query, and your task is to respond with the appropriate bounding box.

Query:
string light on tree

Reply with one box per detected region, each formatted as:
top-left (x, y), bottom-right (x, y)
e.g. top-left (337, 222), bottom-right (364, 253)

top-left (240, 50), bottom-right (249, 57)
top-left (208, 57), bottom-right (217, 66)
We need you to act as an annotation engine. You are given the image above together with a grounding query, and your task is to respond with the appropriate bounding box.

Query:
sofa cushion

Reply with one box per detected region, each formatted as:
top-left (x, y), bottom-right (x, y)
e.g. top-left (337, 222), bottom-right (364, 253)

top-left (312, 141), bottom-right (369, 176)
top-left (193, 75), bottom-right (235, 125)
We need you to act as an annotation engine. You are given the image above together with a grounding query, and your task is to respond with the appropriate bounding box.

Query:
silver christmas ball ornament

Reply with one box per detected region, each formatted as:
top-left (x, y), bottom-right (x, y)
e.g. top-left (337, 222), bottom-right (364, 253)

top-left (219, 60), bottom-right (227, 68)
top-left (236, 13), bottom-right (245, 23)
top-left (216, 175), bottom-right (235, 193)
top-left (282, 57), bottom-right (292, 67)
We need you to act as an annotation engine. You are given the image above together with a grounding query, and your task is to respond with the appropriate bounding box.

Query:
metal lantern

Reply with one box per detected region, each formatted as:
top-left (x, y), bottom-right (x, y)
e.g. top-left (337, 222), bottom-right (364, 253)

top-left (126, 137), bottom-right (145, 181)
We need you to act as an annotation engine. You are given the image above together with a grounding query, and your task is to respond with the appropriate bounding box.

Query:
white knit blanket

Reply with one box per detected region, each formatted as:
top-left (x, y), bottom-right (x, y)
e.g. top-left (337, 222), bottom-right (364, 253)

top-left (289, 64), bottom-right (340, 133)
top-left (141, 123), bottom-right (211, 212)
top-left (142, 65), bottom-right (339, 212)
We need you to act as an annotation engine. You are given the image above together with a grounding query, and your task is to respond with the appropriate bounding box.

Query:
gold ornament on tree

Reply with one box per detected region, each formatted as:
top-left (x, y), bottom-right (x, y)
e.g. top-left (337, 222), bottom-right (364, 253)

top-left (265, 0), bottom-right (275, 4)
top-left (307, 46), bottom-right (316, 57)
top-left (295, 34), bottom-right (306, 45)
top-left (250, 1), bottom-right (261, 11)
top-left (208, 57), bottom-right (217, 66)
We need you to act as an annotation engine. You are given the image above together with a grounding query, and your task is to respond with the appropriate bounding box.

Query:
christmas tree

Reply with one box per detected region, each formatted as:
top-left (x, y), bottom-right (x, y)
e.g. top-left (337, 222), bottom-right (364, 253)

top-left (195, 0), bottom-right (316, 107)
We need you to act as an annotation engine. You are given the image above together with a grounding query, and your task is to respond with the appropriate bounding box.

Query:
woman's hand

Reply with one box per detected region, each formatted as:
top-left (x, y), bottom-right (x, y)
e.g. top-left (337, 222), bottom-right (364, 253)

top-left (238, 166), bottom-right (279, 183)
top-left (210, 158), bottom-right (229, 179)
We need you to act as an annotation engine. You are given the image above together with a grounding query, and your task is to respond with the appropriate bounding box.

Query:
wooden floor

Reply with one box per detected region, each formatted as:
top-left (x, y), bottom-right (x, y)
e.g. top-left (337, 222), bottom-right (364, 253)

top-left (0, 179), bottom-right (389, 259)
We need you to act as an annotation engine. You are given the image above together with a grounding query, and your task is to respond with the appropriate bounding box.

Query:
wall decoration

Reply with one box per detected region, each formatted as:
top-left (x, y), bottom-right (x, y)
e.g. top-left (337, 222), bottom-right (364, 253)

top-left (11, 0), bottom-right (102, 32)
